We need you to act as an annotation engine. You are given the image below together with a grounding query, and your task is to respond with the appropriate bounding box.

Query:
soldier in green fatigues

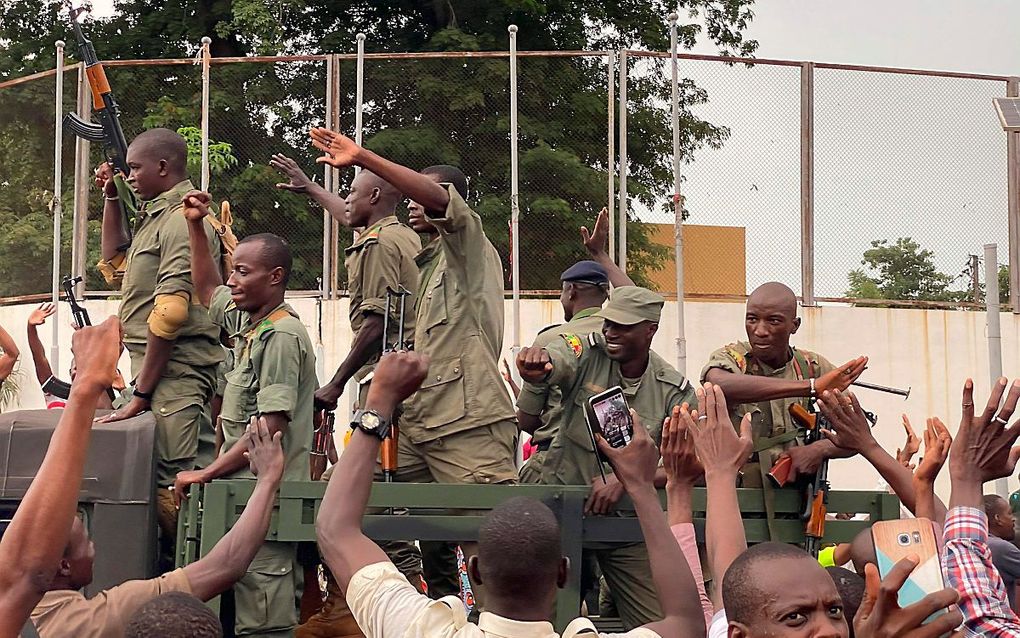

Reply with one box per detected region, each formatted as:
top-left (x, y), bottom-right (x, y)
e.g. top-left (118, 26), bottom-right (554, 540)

top-left (172, 191), bottom-right (317, 637)
top-left (516, 286), bottom-right (696, 630)
top-left (700, 281), bottom-right (869, 539)
top-left (93, 129), bottom-right (223, 567)
top-left (518, 260), bottom-right (609, 484)
top-left (311, 127), bottom-right (519, 611)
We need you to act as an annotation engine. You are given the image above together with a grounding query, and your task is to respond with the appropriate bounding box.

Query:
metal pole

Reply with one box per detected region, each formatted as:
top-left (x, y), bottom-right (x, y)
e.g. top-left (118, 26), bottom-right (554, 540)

top-left (970, 254), bottom-right (981, 303)
top-left (71, 62), bottom-right (90, 290)
top-left (607, 50), bottom-right (616, 261)
top-left (52, 41), bottom-right (65, 372)
top-left (509, 25), bottom-right (521, 353)
top-left (618, 50), bottom-right (628, 272)
top-left (669, 14), bottom-right (687, 375)
top-left (800, 62), bottom-right (816, 306)
top-left (323, 54), bottom-right (335, 300)
top-left (1008, 78), bottom-right (1020, 312)
top-left (200, 36), bottom-right (211, 191)
top-left (986, 244), bottom-right (1007, 496)
top-left (354, 33), bottom-right (366, 178)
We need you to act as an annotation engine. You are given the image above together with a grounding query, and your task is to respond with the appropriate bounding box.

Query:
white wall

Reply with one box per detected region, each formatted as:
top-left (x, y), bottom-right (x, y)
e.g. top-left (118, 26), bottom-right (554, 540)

top-left (3, 297), bottom-right (1016, 501)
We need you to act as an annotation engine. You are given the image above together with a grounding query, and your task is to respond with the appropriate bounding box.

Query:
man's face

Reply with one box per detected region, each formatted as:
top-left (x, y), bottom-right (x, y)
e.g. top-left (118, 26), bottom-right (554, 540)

top-left (65, 517), bottom-right (95, 589)
top-left (559, 283), bottom-right (574, 321)
top-left (733, 557), bottom-right (848, 638)
top-left (992, 499), bottom-right (1017, 541)
top-left (602, 320), bottom-right (655, 363)
top-left (124, 145), bottom-right (166, 201)
top-left (344, 173), bottom-right (376, 228)
top-left (227, 242), bottom-right (280, 312)
top-left (407, 199), bottom-right (435, 234)
top-left (744, 297), bottom-right (800, 364)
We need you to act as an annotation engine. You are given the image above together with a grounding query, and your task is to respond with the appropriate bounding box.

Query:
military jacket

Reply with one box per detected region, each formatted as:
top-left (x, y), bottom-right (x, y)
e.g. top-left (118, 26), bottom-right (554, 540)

top-left (118, 179), bottom-right (223, 367)
top-left (518, 307), bottom-right (605, 446)
top-left (700, 341), bottom-right (835, 464)
top-left (344, 215), bottom-right (421, 379)
top-left (519, 331), bottom-right (695, 486)
top-left (209, 286), bottom-right (317, 481)
top-left (401, 185), bottom-right (515, 443)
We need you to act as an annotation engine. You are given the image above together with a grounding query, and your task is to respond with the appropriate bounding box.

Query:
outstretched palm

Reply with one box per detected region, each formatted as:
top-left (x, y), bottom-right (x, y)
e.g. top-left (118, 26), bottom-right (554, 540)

top-left (310, 127), bottom-right (360, 168)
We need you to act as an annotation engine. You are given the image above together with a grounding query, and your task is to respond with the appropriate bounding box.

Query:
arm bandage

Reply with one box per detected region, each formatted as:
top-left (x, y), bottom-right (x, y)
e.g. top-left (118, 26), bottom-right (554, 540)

top-left (147, 292), bottom-right (190, 339)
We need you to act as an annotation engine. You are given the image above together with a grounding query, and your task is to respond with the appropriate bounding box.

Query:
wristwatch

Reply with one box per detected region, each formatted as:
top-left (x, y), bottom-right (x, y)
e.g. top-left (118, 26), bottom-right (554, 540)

top-left (350, 409), bottom-right (391, 440)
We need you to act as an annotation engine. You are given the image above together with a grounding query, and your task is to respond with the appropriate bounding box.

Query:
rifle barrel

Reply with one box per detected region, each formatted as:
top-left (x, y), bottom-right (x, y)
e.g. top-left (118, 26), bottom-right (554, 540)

top-left (852, 380), bottom-right (911, 399)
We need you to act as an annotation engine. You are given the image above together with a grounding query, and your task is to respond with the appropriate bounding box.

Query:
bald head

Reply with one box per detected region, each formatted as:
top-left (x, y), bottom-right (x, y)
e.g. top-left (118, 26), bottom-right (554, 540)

top-left (129, 128), bottom-right (188, 175)
top-left (747, 282), bottom-right (798, 316)
top-left (346, 169), bottom-right (403, 227)
top-left (744, 282), bottom-right (801, 367)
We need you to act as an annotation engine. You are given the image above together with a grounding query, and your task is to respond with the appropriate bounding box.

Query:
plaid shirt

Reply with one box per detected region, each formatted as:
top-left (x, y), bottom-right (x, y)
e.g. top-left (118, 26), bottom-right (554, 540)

top-left (944, 506), bottom-right (1020, 637)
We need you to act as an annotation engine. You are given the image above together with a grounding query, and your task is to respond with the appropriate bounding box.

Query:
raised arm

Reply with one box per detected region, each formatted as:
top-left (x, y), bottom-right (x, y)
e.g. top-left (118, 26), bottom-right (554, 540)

top-left (580, 208), bottom-right (634, 288)
top-left (687, 383), bottom-right (754, 612)
top-left (315, 351), bottom-right (429, 589)
top-left (182, 191), bottom-right (223, 308)
top-left (95, 163), bottom-right (131, 261)
top-left (271, 154), bottom-right (351, 227)
top-left (596, 413), bottom-right (706, 638)
top-left (26, 304), bottom-right (56, 386)
top-left (0, 317), bottom-right (121, 636)
top-left (0, 322), bottom-right (20, 382)
top-left (310, 128), bottom-right (450, 214)
top-left (703, 355), bottom-right (867, 405)
top-left (184, 416), bottom-right (284, 600)
top-left (912, 417), bottom-right (952, 526)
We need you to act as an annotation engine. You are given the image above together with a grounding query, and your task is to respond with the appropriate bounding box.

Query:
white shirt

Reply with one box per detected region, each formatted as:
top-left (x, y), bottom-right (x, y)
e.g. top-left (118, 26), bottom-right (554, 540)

top-left (707, 610), bottom-right (728, 638)
top-left (347, 561), bottom-right (661, 638)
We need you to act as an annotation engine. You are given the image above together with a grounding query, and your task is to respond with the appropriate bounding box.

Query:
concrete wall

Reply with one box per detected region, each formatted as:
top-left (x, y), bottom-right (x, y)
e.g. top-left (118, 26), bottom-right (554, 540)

top-left (3, 297), bottom-right (1017, 502)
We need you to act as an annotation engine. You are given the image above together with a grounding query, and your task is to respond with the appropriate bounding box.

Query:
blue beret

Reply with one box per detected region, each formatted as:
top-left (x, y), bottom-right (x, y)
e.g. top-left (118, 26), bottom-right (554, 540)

top-left (560, 260), bottom-right (609, 286)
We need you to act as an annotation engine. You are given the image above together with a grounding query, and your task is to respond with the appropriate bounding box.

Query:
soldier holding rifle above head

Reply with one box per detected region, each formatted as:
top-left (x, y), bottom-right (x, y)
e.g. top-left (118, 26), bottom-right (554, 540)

top-left (700, 281), bottom-right (868, 537)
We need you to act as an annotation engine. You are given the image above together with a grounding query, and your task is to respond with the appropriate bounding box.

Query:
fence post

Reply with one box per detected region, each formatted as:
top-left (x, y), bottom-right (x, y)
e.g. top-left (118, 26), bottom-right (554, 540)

top-left (51, 41), bottom-right (65, 372)
top-left (1008, 77), bottom-right (1020, 312)
top-left (71, 62), bottom-right (90, 292)
top-left (323, 53), bottom-right (338, 300)
top-left (985, 243), bottom-right (1008, 496)
top-left (800, 62), bottom-right (816, 306)
top-left (199, 37), bottom-right (211, 191)
top-left (618, 50), bottom-right (628, 272)
top-left (508, 26), bottom-right (521, 354)
top-left (607, 50), bottom-right (616, 261)
top-left (669, 14), bottom-right (687, 375)
top-left (354, 33), bottom-right (366, 178)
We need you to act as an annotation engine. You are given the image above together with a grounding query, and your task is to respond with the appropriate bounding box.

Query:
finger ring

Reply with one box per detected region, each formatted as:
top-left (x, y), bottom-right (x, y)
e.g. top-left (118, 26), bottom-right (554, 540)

top-left (995, 416), bottom-right (1009, 425)
top-left (962, 403), bottom-right (974, 408)
top-left (698, 415), bottom-right (708, 421)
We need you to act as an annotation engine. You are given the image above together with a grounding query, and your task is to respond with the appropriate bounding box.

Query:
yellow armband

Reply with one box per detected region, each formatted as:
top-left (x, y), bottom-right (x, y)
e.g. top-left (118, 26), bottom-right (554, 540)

top-left (148, 292), bottom-right (191, 339)
top-left (818, 545), bottom-right (837, 568)
top-left (96, 253), bottom-right (127, 287)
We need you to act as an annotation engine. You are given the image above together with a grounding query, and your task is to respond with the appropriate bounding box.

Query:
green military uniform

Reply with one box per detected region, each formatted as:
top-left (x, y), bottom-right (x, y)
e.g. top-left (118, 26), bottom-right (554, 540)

top-left (700, 341), bottom-right (835, 538)
top-left (344, 215), bottom-right (422, 401)
top-left (517, 287), bottom-right (695, 629)
top-left (518, 306), bottom-right (604, 484)
top-left (114, 179), bottom-right (224, 486)
top-left (209, 285), bottom-right (318, 637)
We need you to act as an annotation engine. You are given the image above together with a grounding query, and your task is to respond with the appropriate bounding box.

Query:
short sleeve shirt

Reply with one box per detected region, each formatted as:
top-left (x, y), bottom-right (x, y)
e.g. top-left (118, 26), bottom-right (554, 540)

top-left (346, 561), bottom-right (661, 638)
top-left (209, 285), bottom-right (318, 481)
top-left (30, 568), bottom-right (191, 638)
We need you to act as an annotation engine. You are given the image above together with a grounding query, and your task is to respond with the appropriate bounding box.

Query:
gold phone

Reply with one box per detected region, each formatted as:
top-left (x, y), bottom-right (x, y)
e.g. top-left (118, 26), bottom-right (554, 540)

top-left (871, 518), bottom-right (947, 624)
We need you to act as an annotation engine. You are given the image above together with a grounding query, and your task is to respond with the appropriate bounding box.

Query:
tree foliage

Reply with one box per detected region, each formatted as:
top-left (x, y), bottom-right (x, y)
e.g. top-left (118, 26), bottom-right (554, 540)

top-left (846, 238), bottom-right (971, 305)
top-left (0, 0), bottom-right (757, 294)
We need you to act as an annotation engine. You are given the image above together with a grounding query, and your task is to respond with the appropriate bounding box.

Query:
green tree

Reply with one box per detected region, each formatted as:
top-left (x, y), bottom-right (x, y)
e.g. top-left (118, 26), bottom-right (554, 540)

top-left (846, 238), bottom-right (969, 304)
top-left (0, 0), bottom-right (757, 293)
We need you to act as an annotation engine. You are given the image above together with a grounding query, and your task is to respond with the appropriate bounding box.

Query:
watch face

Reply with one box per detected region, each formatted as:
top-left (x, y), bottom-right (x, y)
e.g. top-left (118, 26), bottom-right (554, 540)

top-left (361, 412), bottom-right (381, 431)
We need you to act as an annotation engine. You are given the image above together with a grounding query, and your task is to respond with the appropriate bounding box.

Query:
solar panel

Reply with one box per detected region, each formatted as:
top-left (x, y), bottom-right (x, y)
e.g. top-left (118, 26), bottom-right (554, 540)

top-left (993, 97), bottom-right (1020, 132)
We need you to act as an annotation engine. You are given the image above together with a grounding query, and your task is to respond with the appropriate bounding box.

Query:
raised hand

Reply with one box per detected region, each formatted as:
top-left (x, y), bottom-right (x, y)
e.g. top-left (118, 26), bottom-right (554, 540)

top-left (245, 416), bottom-right (285, 481)
top-left (853, 561), bottom-right (961, 638)
top-left (310, 127), bottom-right (361, 168)
top-left (662, 404), bottom-right (704, 486)
top-left (270, 154), bottom-right (315, 193)
top-left (580, 207), bottom-right (610, 257)
top-left (183, 190), bottom-right (213, 223)
top-left (913, 417), bottom-right (951, 485)
top-left (688, 383), bottom-right (752, 478)
top-left (28, 303), bottom-right (56, 327)
top-left (819, 390), bottom-right (878, 455)
top-left (94, 161), bottom-right (117, 196)
top-left (71, 316), bottom-right (122, 393)
top-left (896, 414), bottom-right (921, 469)
top-left (500, 358), bottom-right (513, 384)
top-left (815, 356), bottom-right (869, 394)
top-left (516, 346), bottom-right (553, 383)
top-left (365, 350), bottom-right (430, 412)
top-left (950, 377), bottom-right (1020, 483)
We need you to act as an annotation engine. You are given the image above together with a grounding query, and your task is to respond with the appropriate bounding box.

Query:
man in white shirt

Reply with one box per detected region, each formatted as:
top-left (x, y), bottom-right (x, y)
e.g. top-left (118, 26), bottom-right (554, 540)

top-left (314, 350), bottom-right (708, 638)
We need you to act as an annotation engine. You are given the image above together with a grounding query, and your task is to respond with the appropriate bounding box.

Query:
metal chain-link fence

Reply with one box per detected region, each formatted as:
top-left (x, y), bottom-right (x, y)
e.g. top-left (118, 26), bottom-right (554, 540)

top-left (0, 50), bottom-right (1014, 306)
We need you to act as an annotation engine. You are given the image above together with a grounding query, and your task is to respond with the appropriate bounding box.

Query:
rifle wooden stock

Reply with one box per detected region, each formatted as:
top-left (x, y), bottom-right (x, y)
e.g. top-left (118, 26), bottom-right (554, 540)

top-left (789, 403), bottom-right (816, 430)
top-left (767, 403), bottom-right (818, 487)
top-left (806, 489), bottom-right (826, 539)
top-left (382, 424), bottom-right (399, 482)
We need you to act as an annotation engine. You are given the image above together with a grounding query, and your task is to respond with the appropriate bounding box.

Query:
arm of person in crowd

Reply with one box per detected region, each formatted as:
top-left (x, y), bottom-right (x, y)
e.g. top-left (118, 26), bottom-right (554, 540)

top-left (96, 162), bottom-right (131, 261)
top-left (271, 154), bottom-right (351, 226)
top-left (310, 127), bottom-right (450, 214)
top-left (911, 417), bottom-right (952, 526)
top-left (596, 413), bottom-right (707, 637)
top-left (580, 208), bottom-right (635, 288)
top-left (852, 559), bottom-right (962, 638)
top-left (686, 383), bottom-right (753, 612)
top-left (180, 191), bottom-right (223, 308)
top-left (0, 322), bottom-right (20, 383)
top-left (818, 390), bottom-right (947, 519)
top-left (703, 355), bottom-right (867, 406)
top-left (0, 318), bottom-right (121, 635)
top-left (501, 358), bottom-right (521, 399)
top-left (183, 416), bottom-right (284, 600)
top-left (316, 351), bottom-right (429, 588)
top-left (895, 414), bottom-right (921, 470)
top-left (661, 404), bottom-right (715, 628)
top-left (943, 377), bottom-right (1020, 635)
top-left (25, 304), bottom-right (55, 387)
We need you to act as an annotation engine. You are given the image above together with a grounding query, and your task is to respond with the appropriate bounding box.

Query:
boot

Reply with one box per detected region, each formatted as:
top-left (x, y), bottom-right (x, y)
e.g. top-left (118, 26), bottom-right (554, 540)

top-left (295, 568), bottom-right (365, 638)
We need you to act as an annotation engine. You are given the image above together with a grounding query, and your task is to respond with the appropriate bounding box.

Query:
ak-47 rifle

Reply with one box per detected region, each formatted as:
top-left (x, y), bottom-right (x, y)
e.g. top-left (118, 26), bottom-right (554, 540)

top-left (380, 286), bottom-right (411, 483)
top-left (62, 1), bottom-right (132, 240)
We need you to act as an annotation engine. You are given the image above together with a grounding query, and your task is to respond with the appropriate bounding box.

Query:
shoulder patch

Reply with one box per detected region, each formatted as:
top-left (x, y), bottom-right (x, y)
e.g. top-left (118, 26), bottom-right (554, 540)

top-left (724, 345), bottom-right (748, 373)
top-left (560, 333), bottom-right (584, 358)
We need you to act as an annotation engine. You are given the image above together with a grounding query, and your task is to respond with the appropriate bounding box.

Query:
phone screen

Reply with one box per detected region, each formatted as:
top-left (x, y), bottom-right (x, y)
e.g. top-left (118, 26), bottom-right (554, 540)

top-left (589, 388), bottom-right (634, 448)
